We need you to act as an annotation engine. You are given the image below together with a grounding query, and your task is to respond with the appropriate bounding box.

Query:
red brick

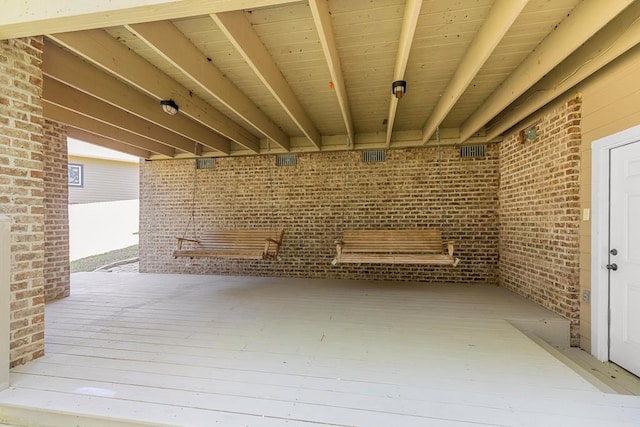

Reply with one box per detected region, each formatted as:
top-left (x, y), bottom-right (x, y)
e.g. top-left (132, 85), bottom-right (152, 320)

top-left (42, 120), bottom-right (70, 302)
top-left (1, 36), bottom-right (46, 366)
top-left (140, 146), bottom-right (499, 284)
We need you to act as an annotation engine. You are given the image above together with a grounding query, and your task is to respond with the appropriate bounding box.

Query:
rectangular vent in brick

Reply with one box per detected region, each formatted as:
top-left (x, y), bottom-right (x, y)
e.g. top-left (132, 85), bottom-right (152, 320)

top-left (362, 150), bottom-right (386, 162)
top-left (460, 145), bottom-right (485, 158)
top-left (276, 154), bottom-right (297, 166)
top-left (196, 158), bottom-right (215, 169)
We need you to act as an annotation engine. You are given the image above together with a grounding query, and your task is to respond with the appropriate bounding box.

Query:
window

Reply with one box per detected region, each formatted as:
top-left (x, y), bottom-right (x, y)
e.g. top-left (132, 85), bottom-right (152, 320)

top-left (68, 163), bottom-right (84, 187)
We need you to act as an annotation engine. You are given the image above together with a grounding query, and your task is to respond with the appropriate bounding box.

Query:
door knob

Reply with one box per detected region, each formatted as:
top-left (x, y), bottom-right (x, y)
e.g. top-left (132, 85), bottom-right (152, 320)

top-left (606, 263), bottom-right (618, 271)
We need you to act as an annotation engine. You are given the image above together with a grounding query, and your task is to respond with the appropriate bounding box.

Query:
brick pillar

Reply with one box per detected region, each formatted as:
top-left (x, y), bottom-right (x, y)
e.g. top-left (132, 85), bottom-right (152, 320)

top-left (0, 37), bottom-right (46, 366)
top-left (42, 120), bottom-right (70, 301)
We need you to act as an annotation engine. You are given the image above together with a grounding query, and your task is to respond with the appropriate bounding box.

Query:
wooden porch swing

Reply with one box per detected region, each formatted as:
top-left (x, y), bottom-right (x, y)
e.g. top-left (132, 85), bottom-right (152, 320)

top-left (173, 142), bottom-right (284, 261)
top-left (174, 229), bottom-right (284, 260)
top-left (333, 229), bottom-right (455, 265)
top-left (332, 128), bottom-right (459, 266)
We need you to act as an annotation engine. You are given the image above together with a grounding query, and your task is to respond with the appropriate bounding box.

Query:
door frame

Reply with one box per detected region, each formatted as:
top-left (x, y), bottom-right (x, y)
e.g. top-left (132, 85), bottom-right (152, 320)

top-left (591, 124), bottom-right (640, 361)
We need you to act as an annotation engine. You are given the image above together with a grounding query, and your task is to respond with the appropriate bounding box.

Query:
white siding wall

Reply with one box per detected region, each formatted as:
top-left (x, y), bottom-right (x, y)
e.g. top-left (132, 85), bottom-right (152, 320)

top-left (69, 155), bottom-right (139, 204)
top-left (578, 46), bottom-right (640, 350)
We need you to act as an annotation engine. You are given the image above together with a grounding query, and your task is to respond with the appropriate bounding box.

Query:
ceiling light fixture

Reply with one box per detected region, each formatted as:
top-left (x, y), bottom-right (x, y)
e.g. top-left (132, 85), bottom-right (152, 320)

top-left (392, 80), bottom-right (407, 99)
top-left (160, 99), bottom-right (179, 115)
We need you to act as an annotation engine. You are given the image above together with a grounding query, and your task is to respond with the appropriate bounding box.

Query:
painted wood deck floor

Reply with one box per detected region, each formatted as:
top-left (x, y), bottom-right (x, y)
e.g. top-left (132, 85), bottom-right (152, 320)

top-left (1, 273), bottom-right (640, 426)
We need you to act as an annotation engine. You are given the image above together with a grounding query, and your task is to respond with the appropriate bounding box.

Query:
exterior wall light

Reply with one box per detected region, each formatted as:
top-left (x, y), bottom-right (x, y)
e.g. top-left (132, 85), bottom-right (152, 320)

top-left (519, 125), bottom-right (538, 144)
top-left (160, 99), bottom-right (179, 115)
top-left (524, 125), bottom-right (537, 141)
top-left (392, 80), bottom-right (407, 99)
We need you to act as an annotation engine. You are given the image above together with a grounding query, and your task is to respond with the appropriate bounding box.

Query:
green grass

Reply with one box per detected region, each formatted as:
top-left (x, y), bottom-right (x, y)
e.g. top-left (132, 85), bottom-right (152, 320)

top-left (70, 244), bottom-right (139, 273)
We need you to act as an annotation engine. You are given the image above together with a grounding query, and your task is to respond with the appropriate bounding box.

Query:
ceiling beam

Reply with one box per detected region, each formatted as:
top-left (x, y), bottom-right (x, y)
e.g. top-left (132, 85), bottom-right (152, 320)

top-left (309, 0), bottom-right (354, 146)
top-left (44, 102), bottom-right (176, 157)
top-left (485, 1), bottom-right (640, 141)
top-left (421, 0), bottom-right (527, 145)
top-left (0, 0), bottom-right (297, 39)
top-left (385, 0), bottom-right (422, 147)
top-left (43, 41), bottom-right (230, 154)
top-left (43, 76), bottom-right (200, 155)
top-left (126, 21), bottom-right (290, 152)
top-left (212, 11), bottom-right (321, 149)
top-left (67, 127), bottom-right (151, 159)
top-left (48, 30), bottom-right (260, 153)
top-left (275, 128), bottom-right (497, 150)
top-left (459, 0), bottom-right (636, 142)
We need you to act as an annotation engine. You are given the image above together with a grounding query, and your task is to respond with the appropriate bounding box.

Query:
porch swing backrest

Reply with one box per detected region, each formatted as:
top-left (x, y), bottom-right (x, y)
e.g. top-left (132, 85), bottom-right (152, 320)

top-left (334, 229), bottom-right (454, 264)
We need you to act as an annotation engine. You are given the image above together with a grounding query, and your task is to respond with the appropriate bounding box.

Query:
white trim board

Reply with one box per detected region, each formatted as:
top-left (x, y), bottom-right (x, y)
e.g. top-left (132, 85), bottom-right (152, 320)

top-left (0, 215), bottom-right (10, 390)
top-left (591, 124), bottom-right (640, 361)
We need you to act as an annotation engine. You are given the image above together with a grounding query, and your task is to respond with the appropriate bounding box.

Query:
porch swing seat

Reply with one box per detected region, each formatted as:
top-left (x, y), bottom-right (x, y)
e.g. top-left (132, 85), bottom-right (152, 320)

top-left (333, 229), bottom-right (455, 265)
top-left (174, 229), bottom-right (284, 260)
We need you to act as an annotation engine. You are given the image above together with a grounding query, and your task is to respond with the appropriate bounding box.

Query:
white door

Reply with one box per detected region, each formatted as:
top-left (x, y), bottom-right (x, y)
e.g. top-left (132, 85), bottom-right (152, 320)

top-left (609, 141), bottom-right (640, 376)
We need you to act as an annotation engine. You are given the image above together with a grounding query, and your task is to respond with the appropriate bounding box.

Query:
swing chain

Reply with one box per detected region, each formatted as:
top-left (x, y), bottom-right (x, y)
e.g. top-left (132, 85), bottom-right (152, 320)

top-left (436, 128), bottom-right (459, 266)
top-left (266, 139), bottom-right (276, 232)
top-left (338, 136), bottom-right (352, 234)
top-left (181, 144), bottom-right (199, 240)
top-left (436, 126), bottom-right (445, 227)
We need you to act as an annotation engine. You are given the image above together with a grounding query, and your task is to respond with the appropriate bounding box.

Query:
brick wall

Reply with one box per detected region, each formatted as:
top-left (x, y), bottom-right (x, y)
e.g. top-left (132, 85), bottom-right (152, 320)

top-left (42, 119), bottom-right (69, 301)
top-left (0, 37), bottom-right (46, 366)
top-left (498, 97), bottom-right (582, 345)
top-left (141, 146), bottom-right (499, 283)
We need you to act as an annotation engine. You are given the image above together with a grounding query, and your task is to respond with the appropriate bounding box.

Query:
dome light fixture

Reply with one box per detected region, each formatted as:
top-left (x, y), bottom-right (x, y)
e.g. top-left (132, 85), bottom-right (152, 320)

top-left (524, 125), bottom-right (537, 141)
top-left (392, 80), bottom-right (407, 99)
top-left (160, 99), bottom-right (179, 115)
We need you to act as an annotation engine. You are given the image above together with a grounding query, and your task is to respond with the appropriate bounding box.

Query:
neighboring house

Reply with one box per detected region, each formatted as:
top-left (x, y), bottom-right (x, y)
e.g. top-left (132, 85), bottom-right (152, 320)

top-left (67, 138), bottom-right (140, 260)
top-left (67, 138), bottom-right (139, 204)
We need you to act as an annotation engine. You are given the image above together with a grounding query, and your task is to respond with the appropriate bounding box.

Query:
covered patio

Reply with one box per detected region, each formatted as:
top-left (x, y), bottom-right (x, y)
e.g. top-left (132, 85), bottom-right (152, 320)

top-left (2, 1), bottom-right (640, 425)
top-left (0, 272), bottom-right (638, 426)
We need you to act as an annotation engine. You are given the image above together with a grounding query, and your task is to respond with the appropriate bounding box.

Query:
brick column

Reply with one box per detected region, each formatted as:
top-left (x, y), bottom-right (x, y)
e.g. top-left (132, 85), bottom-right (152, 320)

top-left (0, 37), bottom-right (46, 366)
top-left (42, 120), bottom-right (70, 301)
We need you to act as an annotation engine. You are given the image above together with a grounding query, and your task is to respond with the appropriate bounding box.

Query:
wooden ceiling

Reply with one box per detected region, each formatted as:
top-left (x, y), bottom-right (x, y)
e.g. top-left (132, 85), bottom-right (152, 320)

top-left (4, 0), bottom-right (640, 159)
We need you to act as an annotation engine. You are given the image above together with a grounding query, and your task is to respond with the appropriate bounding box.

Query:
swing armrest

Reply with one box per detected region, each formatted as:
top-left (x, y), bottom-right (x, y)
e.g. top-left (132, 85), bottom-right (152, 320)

top-left (176, 237), bottom-right (202, 250)
top-left (264, 230), bottom-right (285, 256)
top-left (264, 238), bottom-right (282, 255)
top-left (334, 240), bottom-right (344, 254)
top-left (444, 241), bottom-right (454, 257)
top-left (177, 237), bottom-right (201, 243)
